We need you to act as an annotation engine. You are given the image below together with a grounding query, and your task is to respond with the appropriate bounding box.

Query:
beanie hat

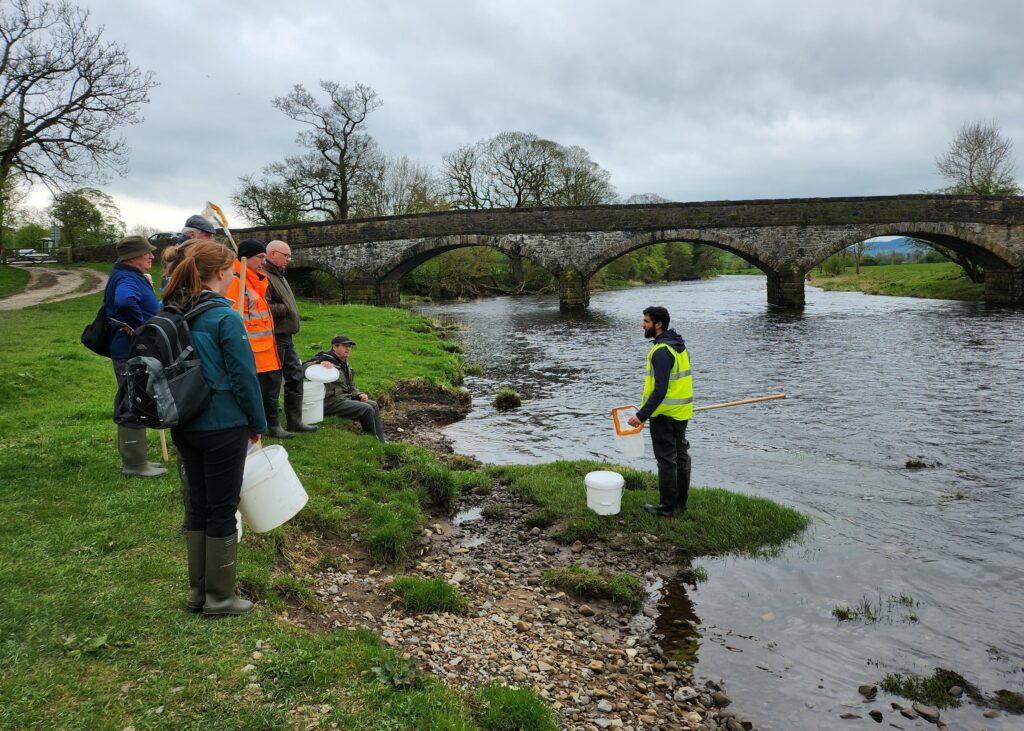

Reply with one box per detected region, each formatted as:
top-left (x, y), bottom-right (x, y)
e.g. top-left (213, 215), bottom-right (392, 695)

top-left (237, 239), bottom-right (267, 259)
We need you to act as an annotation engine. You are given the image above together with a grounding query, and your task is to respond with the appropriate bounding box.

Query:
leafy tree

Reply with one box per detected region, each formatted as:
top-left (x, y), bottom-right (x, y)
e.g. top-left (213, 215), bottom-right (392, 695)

top-left (0, 0), bottom-right (154, 259)
top-left (232, 173), bottom-right (309, 226)
top-left (271, 81), bottom-right (381, 219)
top-left (936, 120), bottom-right (1021, 195)
top-left (13, 221), bottom-right (46, 248)
top-left (50, 187), bottom-right (123, 247)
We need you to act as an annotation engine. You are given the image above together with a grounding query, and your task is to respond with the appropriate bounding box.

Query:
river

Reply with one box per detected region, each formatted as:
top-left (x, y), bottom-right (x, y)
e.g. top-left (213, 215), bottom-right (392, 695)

top-left (416, 275), bottom-right (1024, 730)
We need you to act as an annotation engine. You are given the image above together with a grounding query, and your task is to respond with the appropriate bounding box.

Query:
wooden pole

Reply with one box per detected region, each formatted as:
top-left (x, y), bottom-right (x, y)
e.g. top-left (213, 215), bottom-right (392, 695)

top-left (693, 393), bottom-right (786, 412)
top-left (235, 258), bottom-right (247, 311)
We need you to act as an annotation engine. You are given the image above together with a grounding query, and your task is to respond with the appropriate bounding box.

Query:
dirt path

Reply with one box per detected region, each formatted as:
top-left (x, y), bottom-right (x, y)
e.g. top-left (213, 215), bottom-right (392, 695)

top-left (0, 267), bottom-right (106, 311)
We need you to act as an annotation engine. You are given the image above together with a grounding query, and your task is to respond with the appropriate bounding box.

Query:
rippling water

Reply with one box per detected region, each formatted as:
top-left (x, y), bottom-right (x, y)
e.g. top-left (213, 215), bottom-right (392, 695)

top-left (417, 276), bottom-right (1024, 730)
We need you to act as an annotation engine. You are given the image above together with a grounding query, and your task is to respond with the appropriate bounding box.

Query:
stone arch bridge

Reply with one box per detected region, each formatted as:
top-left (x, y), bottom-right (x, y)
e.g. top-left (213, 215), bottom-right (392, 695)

top-left (234, 195), bottom-right (1024, 309)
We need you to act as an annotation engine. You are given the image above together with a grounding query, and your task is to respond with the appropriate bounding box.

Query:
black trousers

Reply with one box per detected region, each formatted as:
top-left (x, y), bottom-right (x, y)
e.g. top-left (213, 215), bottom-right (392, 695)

top-left (171, 426), bottom-right (248, 537)
top-left (649, 416), bottom-right (691, 511)
top-left (258, 370), bottom-right (283, 427)
top-left (275, 334), bottom-right (305, 419)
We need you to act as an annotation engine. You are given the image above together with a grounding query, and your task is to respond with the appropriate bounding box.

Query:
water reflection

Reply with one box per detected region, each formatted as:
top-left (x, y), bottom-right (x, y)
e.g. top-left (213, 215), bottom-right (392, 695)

top-left (416, 277), bottom-right (1024, 730)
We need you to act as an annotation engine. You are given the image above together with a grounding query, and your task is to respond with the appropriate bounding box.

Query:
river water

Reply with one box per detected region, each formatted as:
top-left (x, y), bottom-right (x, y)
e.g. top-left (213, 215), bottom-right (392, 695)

top-left (417, 275), bottom-right (1024, 730)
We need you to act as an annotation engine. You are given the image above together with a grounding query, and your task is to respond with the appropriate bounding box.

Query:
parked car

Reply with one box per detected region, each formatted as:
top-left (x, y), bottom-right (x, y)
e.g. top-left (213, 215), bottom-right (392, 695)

top-left (148, 232), bottom-right (182, 247)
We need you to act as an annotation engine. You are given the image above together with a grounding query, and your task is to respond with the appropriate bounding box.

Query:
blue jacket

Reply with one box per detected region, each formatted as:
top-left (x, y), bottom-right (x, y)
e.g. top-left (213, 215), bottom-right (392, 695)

top-left (104, 263), bottom-right (159, 360)
top-left (178, 295), bottom-right (267, 434)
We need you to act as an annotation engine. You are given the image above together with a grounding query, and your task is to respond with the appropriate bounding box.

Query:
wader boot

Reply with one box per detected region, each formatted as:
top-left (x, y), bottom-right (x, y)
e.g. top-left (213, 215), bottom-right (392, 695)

top-left (185, 531), bottom-right (205, 613)
top-left (203, 534), bottom-right (254, 617)
top-left (118, 425), bottom-right (167, 478)
top-left (284, 396), bottom-right (317, 433)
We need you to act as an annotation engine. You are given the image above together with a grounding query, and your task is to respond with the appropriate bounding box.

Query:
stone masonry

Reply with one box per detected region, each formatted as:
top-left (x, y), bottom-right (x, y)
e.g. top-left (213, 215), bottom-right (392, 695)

top-left (233, 195), bottom-right (1024, 309)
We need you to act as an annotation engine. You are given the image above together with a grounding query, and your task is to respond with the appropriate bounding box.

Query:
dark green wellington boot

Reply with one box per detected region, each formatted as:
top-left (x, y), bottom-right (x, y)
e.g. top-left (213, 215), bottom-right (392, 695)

top-left (203, 534), bottom-right (254, 617)
top-left (284, 399), bottom-right (317, 432)
top-left (185, 531), bottom-right (206, 613)
top-left (117, 425), bottom-right (168, 477)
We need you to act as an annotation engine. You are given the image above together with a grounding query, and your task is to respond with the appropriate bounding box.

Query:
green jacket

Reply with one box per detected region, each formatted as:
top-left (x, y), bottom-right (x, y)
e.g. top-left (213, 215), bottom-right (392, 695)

top-left (263, 260), bottom-right (300, 336)
top-left (303, 350), bottom-right (361, 403)
top-left (178, 295), bottom-right (268, 433)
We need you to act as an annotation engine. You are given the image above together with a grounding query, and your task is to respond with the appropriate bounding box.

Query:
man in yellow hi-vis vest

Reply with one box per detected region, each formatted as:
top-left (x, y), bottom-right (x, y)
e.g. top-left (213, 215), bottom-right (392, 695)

top-left (627, 306), bottom-right (693, 519)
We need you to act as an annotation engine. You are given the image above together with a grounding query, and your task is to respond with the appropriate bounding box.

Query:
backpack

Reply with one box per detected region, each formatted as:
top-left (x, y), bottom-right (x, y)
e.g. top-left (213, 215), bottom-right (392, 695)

top-left (123, 298), bottom-right (227, 429)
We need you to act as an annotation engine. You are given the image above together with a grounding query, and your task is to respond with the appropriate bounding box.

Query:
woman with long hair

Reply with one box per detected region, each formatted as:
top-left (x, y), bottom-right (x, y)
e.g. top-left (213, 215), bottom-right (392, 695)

top-left (163, 241), bottom-right (267, 616)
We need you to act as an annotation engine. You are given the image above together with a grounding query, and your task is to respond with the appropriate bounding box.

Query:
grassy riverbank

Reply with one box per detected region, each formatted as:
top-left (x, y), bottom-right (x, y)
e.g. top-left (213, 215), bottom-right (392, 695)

top-left (491, 461), bottom-right (808, 558)
top-left (0, 264), bottom-right (31, 298)
top-left (809, 262), bottom-right (984, 301)
top-left (0, 290), bottom-right (809, 728)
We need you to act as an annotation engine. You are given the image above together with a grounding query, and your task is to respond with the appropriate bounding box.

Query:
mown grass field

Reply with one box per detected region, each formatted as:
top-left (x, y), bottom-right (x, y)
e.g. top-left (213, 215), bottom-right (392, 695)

top-left (0, 264), bottom-right (31, 298)
top-left (808, 262), bottom-right (984, 301)
top-left (1, 285), bottom-right (810, 729)
top-left (0, 291), bottom-right (495, 730)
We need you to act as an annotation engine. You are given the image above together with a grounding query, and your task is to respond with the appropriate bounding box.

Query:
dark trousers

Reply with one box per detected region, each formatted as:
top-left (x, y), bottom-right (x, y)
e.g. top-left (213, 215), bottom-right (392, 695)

top-left (171, 426), bottom-right (248, 537)
top-left (258, 370), bottom-right (283, 427)
top-left (324, 397), bottom-right (385, 441)
top-left (275, 335), bottom-right (305, 424)
top-left (649, 416), bottom-right (691, 511)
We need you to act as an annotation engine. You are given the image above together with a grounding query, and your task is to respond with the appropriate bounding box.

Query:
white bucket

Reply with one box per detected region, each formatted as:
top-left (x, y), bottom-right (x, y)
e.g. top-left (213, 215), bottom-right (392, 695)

top-left (235, 510), bottom-right (243, 541)
top-left (302, 380), bottom-right (325, 425)
top-left (239, 445), bottom-right (308, 532)
top-left (585, 470), bottom-right (624, 516)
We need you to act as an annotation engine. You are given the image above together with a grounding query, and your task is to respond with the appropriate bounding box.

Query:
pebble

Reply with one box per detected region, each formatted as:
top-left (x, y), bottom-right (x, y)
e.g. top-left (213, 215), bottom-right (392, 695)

top-left (306, 481), bottom-right (733, 731)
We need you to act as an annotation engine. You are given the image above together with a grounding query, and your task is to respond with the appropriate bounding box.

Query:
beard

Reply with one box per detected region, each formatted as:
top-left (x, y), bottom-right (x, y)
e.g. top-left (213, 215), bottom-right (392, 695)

top-left (644, 325), bottom-right (657, 338)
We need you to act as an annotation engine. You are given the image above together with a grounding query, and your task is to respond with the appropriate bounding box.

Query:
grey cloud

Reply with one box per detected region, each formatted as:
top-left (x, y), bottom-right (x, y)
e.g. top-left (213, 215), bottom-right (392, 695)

top-left (66, 0), bottom-right (1024, 227)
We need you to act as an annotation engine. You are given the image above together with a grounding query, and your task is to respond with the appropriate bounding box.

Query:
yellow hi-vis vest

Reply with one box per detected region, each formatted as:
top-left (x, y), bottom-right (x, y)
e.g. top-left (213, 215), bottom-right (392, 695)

top-left (641, 343), bottom-right (693, 420)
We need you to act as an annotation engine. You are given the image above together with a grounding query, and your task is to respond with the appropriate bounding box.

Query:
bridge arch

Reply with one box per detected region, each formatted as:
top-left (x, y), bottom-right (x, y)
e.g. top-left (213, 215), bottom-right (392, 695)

top-left (581, 228), bottom-right (769, 278)
top-left (821, 222), bottom-right (1024, 271)
top-left (374, 234), bottom-right (551, 282)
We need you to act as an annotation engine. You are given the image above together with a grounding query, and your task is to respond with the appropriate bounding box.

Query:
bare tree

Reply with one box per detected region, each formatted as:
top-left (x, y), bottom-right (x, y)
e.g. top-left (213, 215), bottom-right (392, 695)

top-left (271, 81), bottom-right (381, 219)
top-left (351, 154), bottom-right (446, 218)
top-left (624, 193), bottom-right (671, 204)
top-left (441, 131), bottom-right (615, 210)
top-left (936, 120), bottom-right (1021, 195)
top-left (0, 0), bottom-right (155, 257)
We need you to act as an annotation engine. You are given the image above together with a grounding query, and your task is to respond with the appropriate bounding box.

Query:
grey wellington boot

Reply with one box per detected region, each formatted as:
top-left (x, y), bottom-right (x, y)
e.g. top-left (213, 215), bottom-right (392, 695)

top-left (284, 398), bottom-right (317, 432)
top-left (185, 531), bottom-right (206, 613)
top-left (116, 424), bottom-right (164, 471)
top-left (118, 425), bottom-right (168, 477)
top-left (203, 534), bottom-right (254, 617)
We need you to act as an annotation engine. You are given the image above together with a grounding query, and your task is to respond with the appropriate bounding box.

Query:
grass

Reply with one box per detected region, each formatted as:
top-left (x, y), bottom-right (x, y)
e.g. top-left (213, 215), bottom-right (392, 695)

top-left (474, 682), bottom-right (560, 731)
top-left (0, 290), bottom-right (490, 730)
top-left (808, 262), bottom-right (984, 301)
top-left (832, 593), bottom-right (919, 623)
top-left (542, 565), bottom-right (646, 607)
top-left (0, 263), bottom-right (31, 298)
top-left (488, 460), bottom-right (809, 558)
top-left (480, 502), bottom-right (509, 520)
top-left (492, 387), bottom-right (522, 410)
top-left (391, 576), bottom-right (469, 615)
top-left (880, 668), bottom-right (975, 709)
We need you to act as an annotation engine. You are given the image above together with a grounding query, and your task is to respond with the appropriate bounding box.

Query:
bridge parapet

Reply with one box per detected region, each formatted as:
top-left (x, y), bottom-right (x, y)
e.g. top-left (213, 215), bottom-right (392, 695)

top-left (236, 195), bottom-right (1024, 309)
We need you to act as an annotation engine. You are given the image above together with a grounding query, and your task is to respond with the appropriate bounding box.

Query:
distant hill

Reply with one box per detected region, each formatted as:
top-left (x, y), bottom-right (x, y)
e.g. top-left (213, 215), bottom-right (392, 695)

top-left (862, 236), bottom-right (915, 254)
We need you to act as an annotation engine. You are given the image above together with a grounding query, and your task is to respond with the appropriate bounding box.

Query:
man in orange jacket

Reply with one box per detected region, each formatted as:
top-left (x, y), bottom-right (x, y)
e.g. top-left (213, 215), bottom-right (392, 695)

top-left (234, 239), bottom-right (291, 439)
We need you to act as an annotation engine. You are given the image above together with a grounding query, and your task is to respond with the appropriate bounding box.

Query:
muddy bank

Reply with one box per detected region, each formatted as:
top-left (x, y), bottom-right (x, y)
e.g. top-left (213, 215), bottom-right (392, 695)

top-left (379, 378), bottom-right (472, 453)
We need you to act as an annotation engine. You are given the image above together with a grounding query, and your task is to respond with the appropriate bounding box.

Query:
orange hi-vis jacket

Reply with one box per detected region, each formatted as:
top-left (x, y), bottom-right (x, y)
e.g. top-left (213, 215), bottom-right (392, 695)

top-left (228, 261), bottom-right (281, 374)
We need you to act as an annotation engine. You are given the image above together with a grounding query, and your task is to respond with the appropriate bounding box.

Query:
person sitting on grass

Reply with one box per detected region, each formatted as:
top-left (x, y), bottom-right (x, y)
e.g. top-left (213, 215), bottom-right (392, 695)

top-left (303, 335), bottom-right (385, 441)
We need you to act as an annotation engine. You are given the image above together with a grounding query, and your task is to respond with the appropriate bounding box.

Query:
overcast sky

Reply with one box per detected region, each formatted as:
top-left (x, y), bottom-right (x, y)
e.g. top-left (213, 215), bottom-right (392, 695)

top-left (25, 0), bottom-right (1024, 231)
